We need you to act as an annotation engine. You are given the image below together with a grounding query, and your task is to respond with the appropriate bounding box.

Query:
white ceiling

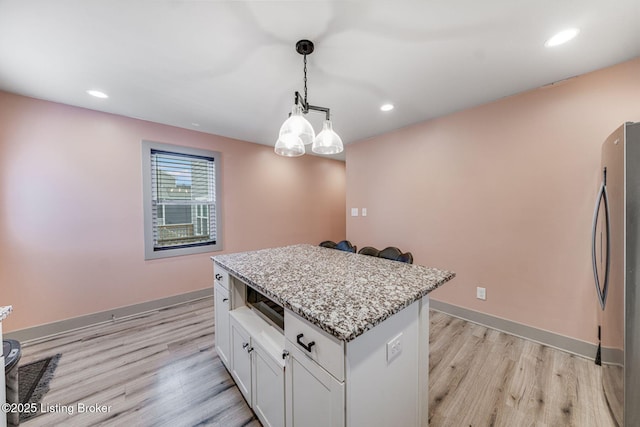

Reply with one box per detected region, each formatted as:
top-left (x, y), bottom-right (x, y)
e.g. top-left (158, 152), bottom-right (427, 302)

top-left (1, 1), bottom-right (639, 161)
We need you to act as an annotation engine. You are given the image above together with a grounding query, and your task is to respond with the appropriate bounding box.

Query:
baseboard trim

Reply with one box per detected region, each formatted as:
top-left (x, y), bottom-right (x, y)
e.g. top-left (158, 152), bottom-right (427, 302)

top-left (5, 287), bottom-right (214, 343)
top-left (430, 299), bottom-right (600, 361)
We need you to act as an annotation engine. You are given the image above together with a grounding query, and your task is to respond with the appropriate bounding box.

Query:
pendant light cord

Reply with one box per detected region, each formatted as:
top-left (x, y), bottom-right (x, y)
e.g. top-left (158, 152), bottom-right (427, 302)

top-left (303, 54), bottom-right (308, 107)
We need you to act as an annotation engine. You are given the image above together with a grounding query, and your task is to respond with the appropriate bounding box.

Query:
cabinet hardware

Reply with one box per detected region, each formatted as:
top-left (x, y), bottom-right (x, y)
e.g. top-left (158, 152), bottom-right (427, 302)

top-left (243, 342), bottom-right (249, 349)
top-left (282, 350), bottom-right (290, 360)
top-left (223, 298), bottom-right (229, 302)
top-left (247, 347), bottom-right (254, 354)
top-left (296, 333), bottom-right (316, 352)
top-left (215, 273), bottom-right (222, 280)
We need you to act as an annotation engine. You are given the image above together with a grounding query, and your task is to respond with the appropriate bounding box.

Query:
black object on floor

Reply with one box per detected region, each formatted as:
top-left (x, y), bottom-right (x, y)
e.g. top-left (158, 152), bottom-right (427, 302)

top-left (3, 339), bottom-right (21, 427)
top-left (18, 353), bottom-right (62, 423)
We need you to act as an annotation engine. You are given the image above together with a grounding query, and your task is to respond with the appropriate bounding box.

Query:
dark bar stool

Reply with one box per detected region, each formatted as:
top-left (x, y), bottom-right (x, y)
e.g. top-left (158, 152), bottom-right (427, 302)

top-left (335, 240), bottom-right (356, 253)
top-left (358, 246), bottom-right (380, 257)
top-left (319, 240), bottom-right (337, 249)
top-left (319, 240), bottom-right (356, 253)
top-left (379, 247), bottom-right (414, 264)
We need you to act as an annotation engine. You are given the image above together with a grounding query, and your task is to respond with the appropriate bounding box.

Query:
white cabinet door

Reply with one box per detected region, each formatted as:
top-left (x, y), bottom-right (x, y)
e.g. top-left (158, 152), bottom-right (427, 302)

top-left (214, 282), bottom-right (231, 369)
top-left (252, 341), bottom-right (285, 427)
top-left (285, 344), bottom-right (345, 427)
top-left (230, 317), bottom-right (253, 406)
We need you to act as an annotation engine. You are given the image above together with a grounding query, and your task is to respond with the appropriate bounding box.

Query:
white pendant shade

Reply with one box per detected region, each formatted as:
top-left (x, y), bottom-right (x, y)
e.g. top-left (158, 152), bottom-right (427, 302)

top-left (274, 132), bottom-right (305, 157)
top-left (312, 120), bottom-right (343, 155)
top-left (278, 104), bottom-right (315, 145)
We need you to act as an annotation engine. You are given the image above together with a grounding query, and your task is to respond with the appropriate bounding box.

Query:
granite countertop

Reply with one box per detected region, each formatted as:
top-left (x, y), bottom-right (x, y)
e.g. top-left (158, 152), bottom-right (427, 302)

top-left (213, 244), bottom-right (455, 342)
top-left (0, 305), bottom-right (12, 322)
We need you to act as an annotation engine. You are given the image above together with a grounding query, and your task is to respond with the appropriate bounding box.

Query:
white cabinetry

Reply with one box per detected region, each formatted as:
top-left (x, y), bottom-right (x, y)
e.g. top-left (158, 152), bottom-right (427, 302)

top-left (345, 299), bottom-right (424, 427)
top-left (230, 316), bottom-right (253, 404)
top-left (284, 300), bottom-right (428, 427)
top-left (214, 282), bottom-right (231, 369)
top-left (229, 308), bottom-right (285, 427)
top-left (212, 262), bottom-right (431, 427)
top-left (213, 267), bottom-right (229, 290)
top-left (285, 343), bottom-right (345, 427)
top-left (284, 309), bottom-right (345, 427)
top-left (284, 310), bottom-right (344, 381)
top-left (253, 340), bottom-right (285, 427)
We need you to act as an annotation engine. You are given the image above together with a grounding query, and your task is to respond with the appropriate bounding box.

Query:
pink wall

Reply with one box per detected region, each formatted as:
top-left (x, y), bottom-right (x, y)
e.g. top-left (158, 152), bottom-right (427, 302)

top-left (0, 91), bottom-right (346, 332)
top-left (346, 58), bottom-right (640, 344)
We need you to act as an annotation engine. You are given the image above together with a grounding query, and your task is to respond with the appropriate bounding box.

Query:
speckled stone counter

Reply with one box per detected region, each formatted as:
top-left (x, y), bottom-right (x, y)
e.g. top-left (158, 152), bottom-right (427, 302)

top-left (0, 306), bottom-right (12, 322)
top-left (213, 244), bottom-right (455, 342)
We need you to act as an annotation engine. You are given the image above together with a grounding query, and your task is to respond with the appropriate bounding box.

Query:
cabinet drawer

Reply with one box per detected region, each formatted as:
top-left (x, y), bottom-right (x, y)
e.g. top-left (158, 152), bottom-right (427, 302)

top-left (285, 310), bottom-right (344, 381)
top-left (214, 266), bottom-right (230, 290)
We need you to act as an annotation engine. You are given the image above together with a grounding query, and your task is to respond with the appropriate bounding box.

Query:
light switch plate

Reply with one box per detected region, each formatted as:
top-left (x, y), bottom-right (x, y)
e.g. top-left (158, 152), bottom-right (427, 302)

top-left (351, 208), bottom-right (359, 217)
top-left (362, 208), bottom-right (367, 217)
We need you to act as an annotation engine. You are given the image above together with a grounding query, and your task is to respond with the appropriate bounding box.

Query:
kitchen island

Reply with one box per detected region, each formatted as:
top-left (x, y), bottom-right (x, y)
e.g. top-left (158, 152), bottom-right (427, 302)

top-left (212, 244), bottom-right (455, 427)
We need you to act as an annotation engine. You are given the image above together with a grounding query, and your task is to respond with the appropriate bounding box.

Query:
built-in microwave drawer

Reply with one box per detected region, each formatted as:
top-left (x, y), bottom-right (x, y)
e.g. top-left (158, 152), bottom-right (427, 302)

top-left (214, 266), bottom-right (229, 290)
top-left (285, 310), bottom-right (344, 381)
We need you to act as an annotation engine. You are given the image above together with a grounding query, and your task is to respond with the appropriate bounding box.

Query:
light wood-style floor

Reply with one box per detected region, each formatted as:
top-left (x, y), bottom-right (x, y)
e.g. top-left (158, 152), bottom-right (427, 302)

top-left (427, 312), bottom-right (614, 427)
top-left (17, 297), bottom-right (615, 427)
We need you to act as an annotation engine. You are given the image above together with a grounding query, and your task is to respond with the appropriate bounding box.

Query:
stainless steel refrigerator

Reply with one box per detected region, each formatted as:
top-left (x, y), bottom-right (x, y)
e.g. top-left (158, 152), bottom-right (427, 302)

top-left (592, 121), bottom-right (640, 426)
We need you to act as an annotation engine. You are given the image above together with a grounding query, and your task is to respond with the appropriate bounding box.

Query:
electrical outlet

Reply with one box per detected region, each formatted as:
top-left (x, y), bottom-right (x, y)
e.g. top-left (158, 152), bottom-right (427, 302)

top-left (351, 208), bottom-right (359, 217)
top-left (386, 333), bottom-right (403, 362)
top-left (362, 208), bottom-right (367, 217)
top-left (476, 287), bottom-right (486, 300)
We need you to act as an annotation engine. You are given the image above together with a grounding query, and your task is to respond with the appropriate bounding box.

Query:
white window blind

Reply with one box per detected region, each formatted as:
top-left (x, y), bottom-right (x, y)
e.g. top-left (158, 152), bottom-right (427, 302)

top-left (150, 149), bottom-right (217, 251)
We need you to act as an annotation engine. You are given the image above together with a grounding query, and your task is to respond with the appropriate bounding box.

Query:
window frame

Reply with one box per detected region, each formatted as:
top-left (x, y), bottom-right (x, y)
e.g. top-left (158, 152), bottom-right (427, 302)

top-left (142, 140), bottom-right (222, 260)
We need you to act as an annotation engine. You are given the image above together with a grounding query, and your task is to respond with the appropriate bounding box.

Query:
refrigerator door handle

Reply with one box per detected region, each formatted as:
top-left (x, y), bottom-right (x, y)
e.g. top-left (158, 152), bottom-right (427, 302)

top-left (591, 179), bottom-right (611, 310)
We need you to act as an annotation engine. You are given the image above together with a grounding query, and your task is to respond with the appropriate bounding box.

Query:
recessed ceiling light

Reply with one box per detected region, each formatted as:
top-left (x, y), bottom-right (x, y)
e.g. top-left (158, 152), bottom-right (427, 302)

top-left (380, 103), bottom-right (394, 112)
top-left (545, 28), bottom-right (580, 47)
top-left (87, 89), bottom-right (108, 98)
top-left (191, 123), bottom-right (200, 127)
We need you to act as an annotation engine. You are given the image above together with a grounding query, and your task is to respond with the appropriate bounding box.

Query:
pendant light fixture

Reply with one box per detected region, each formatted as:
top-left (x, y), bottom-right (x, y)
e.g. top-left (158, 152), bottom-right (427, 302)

top-left (275, 40), bottom-right (343, 157)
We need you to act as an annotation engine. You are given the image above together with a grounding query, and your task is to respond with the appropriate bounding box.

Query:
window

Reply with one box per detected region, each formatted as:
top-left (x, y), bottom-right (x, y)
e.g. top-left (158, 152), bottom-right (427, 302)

top-left (142, 141), bottom-right (222, 259)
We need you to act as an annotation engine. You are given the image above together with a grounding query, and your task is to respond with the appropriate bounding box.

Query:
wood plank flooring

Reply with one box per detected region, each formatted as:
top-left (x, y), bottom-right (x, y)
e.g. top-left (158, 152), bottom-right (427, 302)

top-left (16, 298), bottom-right (615, 426)
top-left (427, 311), bottom-right (614, 427)
top-left (19, 298), bottom-right (259, 427)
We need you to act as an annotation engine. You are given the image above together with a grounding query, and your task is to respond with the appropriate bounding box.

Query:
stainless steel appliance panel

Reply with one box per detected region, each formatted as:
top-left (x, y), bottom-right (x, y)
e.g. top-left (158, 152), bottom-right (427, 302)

top-left (600, 125), bottom-right (624, 426)
top-left (597, 122), bottom-right (640, 427)
top-left (624, 122), bottom-right (640, 427)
